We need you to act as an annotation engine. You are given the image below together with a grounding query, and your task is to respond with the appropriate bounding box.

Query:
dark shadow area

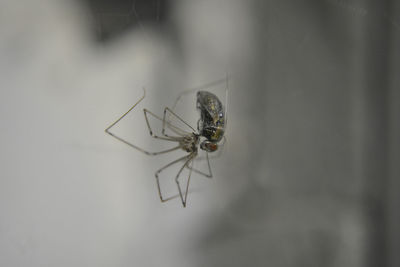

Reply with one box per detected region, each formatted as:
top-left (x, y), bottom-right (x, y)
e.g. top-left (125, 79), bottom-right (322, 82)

top-left (82, 0), bottom-right (170, 42)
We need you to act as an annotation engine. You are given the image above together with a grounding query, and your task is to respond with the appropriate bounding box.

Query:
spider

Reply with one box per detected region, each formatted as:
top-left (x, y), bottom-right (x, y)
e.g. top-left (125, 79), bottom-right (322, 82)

top-left (105, 77), bottom-right (228, 207)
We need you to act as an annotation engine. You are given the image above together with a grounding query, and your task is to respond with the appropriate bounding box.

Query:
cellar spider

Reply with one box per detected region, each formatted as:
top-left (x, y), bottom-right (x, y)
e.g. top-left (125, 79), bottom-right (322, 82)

top-left (105, 77), bottom-right (228, 207)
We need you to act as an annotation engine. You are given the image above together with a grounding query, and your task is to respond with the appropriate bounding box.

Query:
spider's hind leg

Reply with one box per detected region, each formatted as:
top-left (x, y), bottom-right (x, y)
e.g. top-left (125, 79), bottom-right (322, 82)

top-left (155, 153), bottom-right (195, 207)
top-left (186, 152), bottom-right (213, 179)
top-left (175, 154), bottom-right (195, 207)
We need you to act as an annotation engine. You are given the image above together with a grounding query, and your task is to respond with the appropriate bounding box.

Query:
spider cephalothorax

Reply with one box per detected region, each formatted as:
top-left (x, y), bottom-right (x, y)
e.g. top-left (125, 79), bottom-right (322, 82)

top-left (180, 134), bottom-right (199, 153)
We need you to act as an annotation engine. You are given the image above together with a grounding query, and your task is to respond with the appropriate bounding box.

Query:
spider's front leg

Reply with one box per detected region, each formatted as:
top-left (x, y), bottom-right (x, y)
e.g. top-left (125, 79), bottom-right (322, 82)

top-left (162, 107), bottom-right (196, 137)
top-left (143, 108), bottom-right (184, 139)
top-left (105, 89), bottom-right (183, 156)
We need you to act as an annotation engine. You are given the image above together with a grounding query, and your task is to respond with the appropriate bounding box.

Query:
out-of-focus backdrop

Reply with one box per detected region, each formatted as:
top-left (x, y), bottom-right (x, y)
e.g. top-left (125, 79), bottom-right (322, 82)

top-left (0, 0), bottom-right (399, 266)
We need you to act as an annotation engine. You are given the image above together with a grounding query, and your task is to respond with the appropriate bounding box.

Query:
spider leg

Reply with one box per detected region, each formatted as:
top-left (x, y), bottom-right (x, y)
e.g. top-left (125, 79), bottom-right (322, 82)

top-left (185, 151), bottom-right (212, 178)
top-left (224, 74), bottom-right (229, 124)
top-left (105, 88), bottom-right (181, 155)
top-left (155, 154), bottom-right (192, 204)
top-left (143, 108), bottom-right (184, 139)
top-left (107, 131), bottom-right (182, 156)
top-left (175, 153), bottom-right (196, 207)
top-left (105, 88), bottom-right (146, 132)
top-left (162, 107), bottom-right (196, 136)
top-left (185, 135), bottom-right (227, 178)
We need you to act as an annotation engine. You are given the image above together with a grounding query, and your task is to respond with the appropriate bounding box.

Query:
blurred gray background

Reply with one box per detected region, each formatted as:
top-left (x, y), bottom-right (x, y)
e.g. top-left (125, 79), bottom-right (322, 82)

top-left (0, 0), bottom-right (399, 266)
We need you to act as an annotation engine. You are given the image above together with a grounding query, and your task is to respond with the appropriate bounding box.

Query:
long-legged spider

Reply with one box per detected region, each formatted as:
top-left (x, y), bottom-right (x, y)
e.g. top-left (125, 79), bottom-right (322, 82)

top-left (105, 77), bottom-right (228, 207)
